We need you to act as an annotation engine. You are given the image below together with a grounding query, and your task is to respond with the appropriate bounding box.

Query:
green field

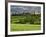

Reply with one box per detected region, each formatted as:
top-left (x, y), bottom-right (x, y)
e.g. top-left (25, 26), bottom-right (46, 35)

top-left (11, 24), bottom-right (41, 31)
top-left (10, 16), bottom-right (41, 31)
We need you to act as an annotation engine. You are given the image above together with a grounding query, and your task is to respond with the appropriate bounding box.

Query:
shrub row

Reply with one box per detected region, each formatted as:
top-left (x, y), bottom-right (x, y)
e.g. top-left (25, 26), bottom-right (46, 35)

top-left (11, 15), bottom-right (41, 24)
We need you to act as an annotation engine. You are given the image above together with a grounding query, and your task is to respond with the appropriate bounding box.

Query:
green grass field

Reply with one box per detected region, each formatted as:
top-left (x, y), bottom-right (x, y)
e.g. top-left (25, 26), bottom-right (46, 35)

top-left (10, 16), bottom-right (41, 31)
top-left (11, 24), bottom-right (41, 31)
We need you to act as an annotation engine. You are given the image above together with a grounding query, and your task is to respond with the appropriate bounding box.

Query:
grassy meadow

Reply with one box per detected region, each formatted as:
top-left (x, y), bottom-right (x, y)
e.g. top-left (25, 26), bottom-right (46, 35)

top-left (11, 24), bottom-right (41, 31)
top-left (10, 15), bottom-right (41, 31)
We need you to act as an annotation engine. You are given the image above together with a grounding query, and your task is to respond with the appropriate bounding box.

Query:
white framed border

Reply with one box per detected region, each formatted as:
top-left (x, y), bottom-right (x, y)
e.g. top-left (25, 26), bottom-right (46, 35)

top-left (8, 2), bottom-right (43, 35)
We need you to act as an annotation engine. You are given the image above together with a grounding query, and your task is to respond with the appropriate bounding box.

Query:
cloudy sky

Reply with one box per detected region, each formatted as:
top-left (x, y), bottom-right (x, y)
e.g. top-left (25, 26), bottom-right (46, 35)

top-left (11, 5), bottom-right (41, 14)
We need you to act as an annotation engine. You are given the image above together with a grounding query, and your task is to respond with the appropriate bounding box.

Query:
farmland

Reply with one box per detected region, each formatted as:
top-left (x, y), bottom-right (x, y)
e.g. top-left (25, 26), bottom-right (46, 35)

top-left (10, 15), bottom-right (41, 31)
top-left (11, 24), bottom-right (41, 31)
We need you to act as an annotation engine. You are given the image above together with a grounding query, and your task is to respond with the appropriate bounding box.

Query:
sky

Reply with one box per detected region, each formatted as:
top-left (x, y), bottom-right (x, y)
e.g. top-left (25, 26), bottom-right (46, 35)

top-left (11, 5), bottom-right (41, 14)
